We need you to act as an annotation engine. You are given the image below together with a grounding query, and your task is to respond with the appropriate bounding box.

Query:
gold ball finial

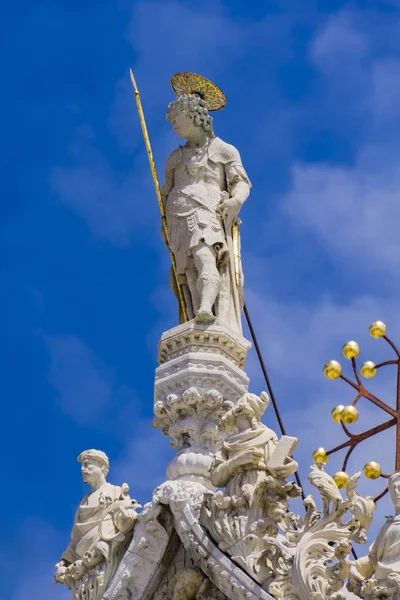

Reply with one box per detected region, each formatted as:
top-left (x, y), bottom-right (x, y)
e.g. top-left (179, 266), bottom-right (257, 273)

top-left (363, 461), bottom-right (381, 480)
top-left (313, 447), bottom-right (329, 463)
top-left (360, 361), bottom-right (377, 378)
top-left (333, 471), bottom-right (349, 488)
top-left (331, 405), bottom-right (345, 423)
top-left (369, 321), bottom-right (386, 339)
top-left (323, 360), bottom-right (342, 380)
top-left (341, 405), bottom-right (359, 424)
top-left (343, 341), bottom-right (360, 360)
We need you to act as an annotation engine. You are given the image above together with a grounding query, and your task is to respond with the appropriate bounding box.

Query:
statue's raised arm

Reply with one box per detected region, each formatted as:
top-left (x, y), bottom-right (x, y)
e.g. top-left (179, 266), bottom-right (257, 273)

top-left (161, 73), bottom-right (251, 333)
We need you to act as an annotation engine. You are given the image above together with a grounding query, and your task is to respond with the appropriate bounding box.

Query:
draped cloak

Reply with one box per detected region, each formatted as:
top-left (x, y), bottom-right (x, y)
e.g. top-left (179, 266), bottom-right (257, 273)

top-left (61, 483), bottom-right (122, 564)
top-left (211, 425), bottom-right (278, 497)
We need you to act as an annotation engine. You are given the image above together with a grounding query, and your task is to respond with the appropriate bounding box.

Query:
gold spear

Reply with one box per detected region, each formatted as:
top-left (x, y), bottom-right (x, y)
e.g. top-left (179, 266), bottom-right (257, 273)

top-left (129, 69), bottom-right (188, 322)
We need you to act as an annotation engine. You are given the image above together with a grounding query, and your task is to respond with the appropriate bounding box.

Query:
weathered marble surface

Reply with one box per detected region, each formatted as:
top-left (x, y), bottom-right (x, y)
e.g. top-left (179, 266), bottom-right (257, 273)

top-left (201, 391), bottom-right (300, 584)
top-left (348, 473), bottom-right (400, 600)
top-left (154, 322), bottom-right (251, 489)
top-left (104, 479), bottom-right (275, 600)
top-left (54, 450), bottom-right (140, 600)
top-left (162, 92), bottom-right (250, 333)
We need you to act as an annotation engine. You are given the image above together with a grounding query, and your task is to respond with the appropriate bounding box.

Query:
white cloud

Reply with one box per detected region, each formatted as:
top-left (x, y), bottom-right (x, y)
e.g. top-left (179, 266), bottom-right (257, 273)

top-left (283, 158), bottom-right (400, 273)
top-left (113, 420), bottom-right (175, 501)
top-left (44, 333), bottom-right (124, 426)
top-left (50, 135), bottom-right (159, 247)
top-left (369, 58), bottom-right (400, 121)
top-left (311, 10), bottom-right (368, 68)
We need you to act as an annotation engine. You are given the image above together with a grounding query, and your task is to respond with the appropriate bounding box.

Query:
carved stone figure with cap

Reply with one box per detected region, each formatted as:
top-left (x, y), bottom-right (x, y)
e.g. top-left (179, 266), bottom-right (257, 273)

top-left (54, 449), bottom-right (140, 597)
top-left (161, 73), bottom-right (251, 333)
top-left (348, 472), bottom-right (400, 599)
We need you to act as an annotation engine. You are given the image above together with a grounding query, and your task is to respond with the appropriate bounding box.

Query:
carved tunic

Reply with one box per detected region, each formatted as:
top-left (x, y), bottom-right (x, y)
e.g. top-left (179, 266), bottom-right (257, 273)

top-left (61, 482), bottom-right (123, 564)
top-left (162, 136), bottom-right (250, 274)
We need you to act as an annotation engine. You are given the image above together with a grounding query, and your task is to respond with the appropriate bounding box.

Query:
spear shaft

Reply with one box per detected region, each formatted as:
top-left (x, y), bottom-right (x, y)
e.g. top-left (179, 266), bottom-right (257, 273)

top-left (129, 70), bottom-right (189, 322)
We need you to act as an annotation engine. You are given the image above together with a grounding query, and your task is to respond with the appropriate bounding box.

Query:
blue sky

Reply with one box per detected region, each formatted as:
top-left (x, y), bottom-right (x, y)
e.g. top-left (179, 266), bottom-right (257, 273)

top-left (3, 1), bottom-right (400, 598)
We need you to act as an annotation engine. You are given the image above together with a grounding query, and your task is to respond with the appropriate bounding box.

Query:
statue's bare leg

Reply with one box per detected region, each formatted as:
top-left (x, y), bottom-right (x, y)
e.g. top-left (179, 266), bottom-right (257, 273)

top-left (193, 242), bottom-right (221, 323)
top-left (185, 268), bottom-right (200, 315)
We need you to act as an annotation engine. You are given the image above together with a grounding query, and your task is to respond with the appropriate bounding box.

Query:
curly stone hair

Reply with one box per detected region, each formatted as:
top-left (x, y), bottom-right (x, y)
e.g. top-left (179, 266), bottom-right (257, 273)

top-left (166, 93), bottom-right (214, 137)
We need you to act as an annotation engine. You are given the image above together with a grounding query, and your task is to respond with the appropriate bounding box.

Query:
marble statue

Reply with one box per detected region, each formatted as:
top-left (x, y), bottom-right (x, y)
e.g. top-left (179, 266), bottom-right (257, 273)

top-left (55, 449), bottom-right (140, 599)
top-left (202, 392), bottom-right (301, 583)
top-left (210, 392), bottom-right (298, 491)
top-left (348, 473), bottom-right (400, 599)
top-left (161, 74), bottom-right (251, 333)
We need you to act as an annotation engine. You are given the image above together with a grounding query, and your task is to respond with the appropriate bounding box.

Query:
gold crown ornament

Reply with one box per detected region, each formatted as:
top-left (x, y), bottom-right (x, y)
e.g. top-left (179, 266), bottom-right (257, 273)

top-left (170, 72), bottom-right (227, 111)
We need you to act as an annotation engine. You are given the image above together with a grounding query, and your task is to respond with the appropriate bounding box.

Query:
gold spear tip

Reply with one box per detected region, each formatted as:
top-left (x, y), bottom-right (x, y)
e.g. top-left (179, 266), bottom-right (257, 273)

top-left (130, 69), bottom-right (139, 92)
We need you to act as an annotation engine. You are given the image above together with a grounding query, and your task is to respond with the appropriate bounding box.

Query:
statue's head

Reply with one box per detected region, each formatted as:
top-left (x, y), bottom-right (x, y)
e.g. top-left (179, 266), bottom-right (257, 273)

top-left (389, 472), bottom-right (400, 510)
top-left (166, 93), bottom-right (214, 140)
top-left (78, 449), bottom-right (109, 485)
top-left (219, 392), bottom-right (270, 433)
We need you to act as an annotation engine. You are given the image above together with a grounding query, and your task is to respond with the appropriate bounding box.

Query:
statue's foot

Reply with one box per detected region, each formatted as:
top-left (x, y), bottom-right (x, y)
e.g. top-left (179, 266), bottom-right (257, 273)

top-left (195, 309), bottom-right (215, 324)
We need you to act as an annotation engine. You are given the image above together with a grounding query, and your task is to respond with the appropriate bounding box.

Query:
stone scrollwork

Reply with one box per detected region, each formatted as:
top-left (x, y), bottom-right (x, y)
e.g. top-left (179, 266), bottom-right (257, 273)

top-left (265, 466), bottom-right (375, 600)
top-left (54, 449), bottom-right (140, 600)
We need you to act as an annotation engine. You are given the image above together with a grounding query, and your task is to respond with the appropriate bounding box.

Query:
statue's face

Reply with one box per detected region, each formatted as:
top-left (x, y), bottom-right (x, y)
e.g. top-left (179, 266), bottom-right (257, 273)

top-left (389, 476), bottom-right (400, 509)
top-left (81, 458), bottom-right (104, 485)
top-left (236, 414), bottom-right (252, 432)
top-left (169, 108), bottom-right (198, 139)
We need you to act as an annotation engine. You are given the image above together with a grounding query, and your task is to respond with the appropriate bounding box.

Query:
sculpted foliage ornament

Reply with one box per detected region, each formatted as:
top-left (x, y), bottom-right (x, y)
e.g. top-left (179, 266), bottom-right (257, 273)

top-left (153, 386), bottom-right (229, 486)
top-left (263, 466), bottom-right (375, 600)
top-left (153, 387), bottom-right (226, 452)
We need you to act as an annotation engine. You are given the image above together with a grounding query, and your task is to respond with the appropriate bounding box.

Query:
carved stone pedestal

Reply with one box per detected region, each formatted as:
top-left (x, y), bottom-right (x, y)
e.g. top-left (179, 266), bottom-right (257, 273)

top-left (153, 321), bottom-right (251, 489)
